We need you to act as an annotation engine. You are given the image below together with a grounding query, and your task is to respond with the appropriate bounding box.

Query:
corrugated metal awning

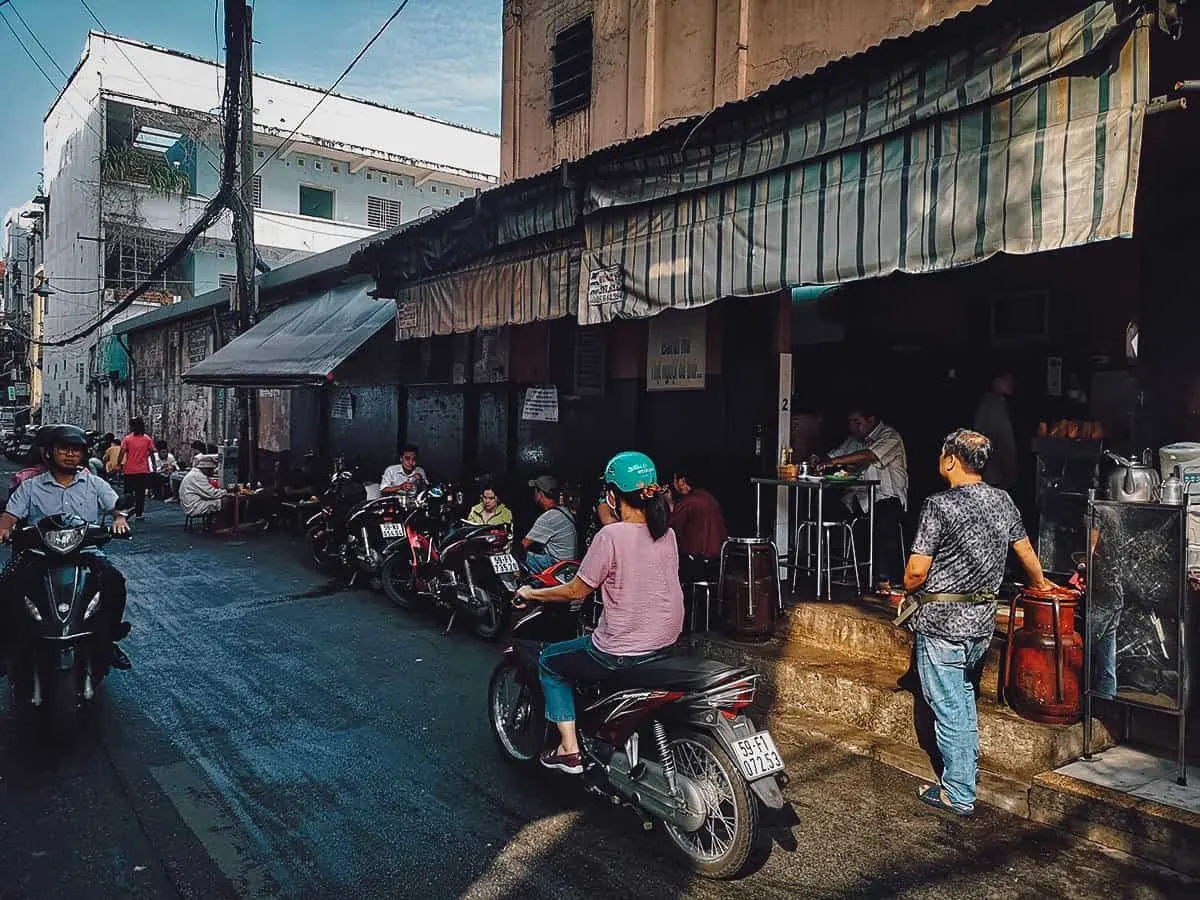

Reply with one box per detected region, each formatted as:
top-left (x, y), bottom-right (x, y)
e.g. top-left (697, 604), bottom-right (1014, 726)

top-left (579, 1), bottom-right (1150, 324)
top-left (182, 280), bottom-right (393, 387)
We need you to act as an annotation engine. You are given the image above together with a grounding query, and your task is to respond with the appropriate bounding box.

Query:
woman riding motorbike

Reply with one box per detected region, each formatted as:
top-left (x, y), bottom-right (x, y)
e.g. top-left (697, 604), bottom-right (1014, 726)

top-left (514, 451), bottom-right (684, 774)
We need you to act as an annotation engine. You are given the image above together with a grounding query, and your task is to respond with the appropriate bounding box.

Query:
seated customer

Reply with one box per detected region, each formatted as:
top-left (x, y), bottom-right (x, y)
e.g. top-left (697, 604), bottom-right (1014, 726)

top-left (468, 484), bottom-right (513, 527)
top-left (179, 455), bottom-right (225, 520)
top-left (152, 440), bottom-right (178, 500)
top-left (179, 455), bottom-right (271, 530)
top-left (669, 466), bottom-right (727, 581)
top-left (521, 474), bottom-right (578, 573)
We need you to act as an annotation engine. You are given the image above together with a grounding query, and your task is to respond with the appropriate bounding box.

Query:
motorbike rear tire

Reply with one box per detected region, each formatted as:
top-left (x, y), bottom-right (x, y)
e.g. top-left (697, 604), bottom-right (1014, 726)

top-left (487, 659), bottom-right (549, 764)
top-left (662, 728), bottom-right (758, 880)
top-left (306, 525), bottom-right (341, 573)
top-left (380, 552), bottom-right (418, 610)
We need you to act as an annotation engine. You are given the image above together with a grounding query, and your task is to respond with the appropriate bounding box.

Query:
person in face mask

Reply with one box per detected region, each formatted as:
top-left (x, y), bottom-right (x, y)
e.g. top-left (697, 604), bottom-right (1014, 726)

top-left (514, 452), bottom-right (684, 775)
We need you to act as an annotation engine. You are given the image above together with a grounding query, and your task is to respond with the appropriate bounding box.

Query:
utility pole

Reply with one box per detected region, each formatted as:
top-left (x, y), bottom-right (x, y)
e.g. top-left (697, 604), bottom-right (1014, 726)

top-left (228, 0), bottom-right (258, 483)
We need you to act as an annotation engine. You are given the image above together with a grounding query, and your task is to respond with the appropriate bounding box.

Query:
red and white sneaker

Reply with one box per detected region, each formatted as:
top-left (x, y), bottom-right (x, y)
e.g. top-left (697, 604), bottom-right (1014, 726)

top-left (539, 747), bottom-right (583, 775)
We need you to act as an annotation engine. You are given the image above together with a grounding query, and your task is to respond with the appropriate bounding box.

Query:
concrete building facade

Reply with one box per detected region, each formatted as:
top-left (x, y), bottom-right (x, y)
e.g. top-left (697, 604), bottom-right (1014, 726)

top-left (499, 0), bottom-right (989, 181)
top-left (40, 31), bottom-right (499, 433)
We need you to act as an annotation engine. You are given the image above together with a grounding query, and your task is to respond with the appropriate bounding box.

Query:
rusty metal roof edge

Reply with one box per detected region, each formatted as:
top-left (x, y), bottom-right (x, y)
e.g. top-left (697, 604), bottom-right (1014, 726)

top-left (349, 0), bottom-right (1085, 281)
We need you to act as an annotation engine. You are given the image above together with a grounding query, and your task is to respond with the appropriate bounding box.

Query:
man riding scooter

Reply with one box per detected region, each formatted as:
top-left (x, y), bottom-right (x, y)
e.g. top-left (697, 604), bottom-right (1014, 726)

top-left (0, 425), bottom-right (133, 670)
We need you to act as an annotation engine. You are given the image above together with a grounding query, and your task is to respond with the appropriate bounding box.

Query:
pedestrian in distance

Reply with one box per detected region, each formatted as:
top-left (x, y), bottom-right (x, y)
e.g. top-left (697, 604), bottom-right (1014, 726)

top-left (899, 429), bottom-right (1054, 816)
top-left (117, 417), bottom-right (156, 520)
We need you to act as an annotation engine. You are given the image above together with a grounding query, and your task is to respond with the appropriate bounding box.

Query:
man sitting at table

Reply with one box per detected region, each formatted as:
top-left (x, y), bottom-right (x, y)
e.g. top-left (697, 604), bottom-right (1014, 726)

top-left (179, 454), bottom-right (226, 521)
top-left (180, 455), bottom-right (271, 531)
top-left (670, 465), bottom-right (727, 583)
top-left (814, 402), bottom-right (909, 594)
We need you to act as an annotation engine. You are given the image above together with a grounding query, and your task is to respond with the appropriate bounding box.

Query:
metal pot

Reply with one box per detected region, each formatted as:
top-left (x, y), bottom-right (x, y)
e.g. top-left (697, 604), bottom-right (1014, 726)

top-left (1104, 450), bottom-right (1162, 503)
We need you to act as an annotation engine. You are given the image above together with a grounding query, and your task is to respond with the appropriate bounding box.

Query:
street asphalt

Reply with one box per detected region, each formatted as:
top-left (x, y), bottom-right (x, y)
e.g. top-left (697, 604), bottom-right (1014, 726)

top-left (0, 477), bottom-right (1195, 898)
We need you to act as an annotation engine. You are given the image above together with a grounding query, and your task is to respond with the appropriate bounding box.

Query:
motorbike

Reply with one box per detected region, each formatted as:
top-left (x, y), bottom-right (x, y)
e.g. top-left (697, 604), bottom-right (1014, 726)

top-left (378, 486), bottom-right (518, 639)
top-left (305, 470), bottom-right (411, 588)
top-left (488, 599), bottom-right (787, 879)
top-left (4, 514), bottom-right (130, 734)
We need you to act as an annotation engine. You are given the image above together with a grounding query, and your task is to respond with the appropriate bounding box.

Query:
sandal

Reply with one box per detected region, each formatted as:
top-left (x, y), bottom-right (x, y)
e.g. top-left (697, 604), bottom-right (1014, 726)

top-left (917, 784), bottom-right (973, 817)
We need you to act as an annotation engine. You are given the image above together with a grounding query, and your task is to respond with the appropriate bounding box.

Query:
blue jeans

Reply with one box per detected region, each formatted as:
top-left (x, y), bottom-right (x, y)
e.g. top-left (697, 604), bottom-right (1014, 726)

top-left (1089, 606), bottom-right (1121, 698)
top-left (914, 632), bottom-right (990, 809)
top-left (538, 635), bottom-right (665, 723)
top-left (525, 551), bottom-right (556, 575)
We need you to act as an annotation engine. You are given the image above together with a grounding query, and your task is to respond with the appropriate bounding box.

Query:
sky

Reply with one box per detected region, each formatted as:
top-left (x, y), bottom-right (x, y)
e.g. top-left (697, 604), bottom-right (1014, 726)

top-left (0, 0), bottom-right (503, 217)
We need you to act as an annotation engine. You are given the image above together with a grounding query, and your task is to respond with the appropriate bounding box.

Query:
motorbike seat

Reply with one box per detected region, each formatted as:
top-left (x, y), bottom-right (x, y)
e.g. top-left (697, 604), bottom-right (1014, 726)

top-left (601, 655), bottom-right (755, 693)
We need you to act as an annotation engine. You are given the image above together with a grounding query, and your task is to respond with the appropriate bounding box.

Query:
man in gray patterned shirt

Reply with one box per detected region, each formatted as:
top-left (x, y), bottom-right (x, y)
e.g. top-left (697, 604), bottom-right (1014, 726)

top-left (903, 429), bottom-right (1052, 816)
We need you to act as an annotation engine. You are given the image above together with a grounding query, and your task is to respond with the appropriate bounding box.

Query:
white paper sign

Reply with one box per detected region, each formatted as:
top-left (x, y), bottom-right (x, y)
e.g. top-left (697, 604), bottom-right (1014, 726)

top-left (646, 309), bottom-right (706, 391)
top-left (395, 299), bottom-right (418, 332)
top-left (522, 386), bottom-right (559, 422)
top-left (587, 265), bottom-right (623, 308)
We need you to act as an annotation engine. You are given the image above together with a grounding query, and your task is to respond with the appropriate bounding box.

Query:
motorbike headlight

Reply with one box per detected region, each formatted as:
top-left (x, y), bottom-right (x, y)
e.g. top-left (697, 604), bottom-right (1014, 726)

top-left (24, 597), bottom-right (42, 622)
top-left (40, 526), bottom-right (87, 555)
top-left (84, 592), bottom-right (102, 620)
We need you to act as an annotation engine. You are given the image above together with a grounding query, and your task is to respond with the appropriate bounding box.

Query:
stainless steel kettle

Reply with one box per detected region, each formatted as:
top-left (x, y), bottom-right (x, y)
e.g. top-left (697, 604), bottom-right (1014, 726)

top-left (1104, 450), bottom-right (1162, 503)
top-left (1160, 466), bottom-right (1186, 505)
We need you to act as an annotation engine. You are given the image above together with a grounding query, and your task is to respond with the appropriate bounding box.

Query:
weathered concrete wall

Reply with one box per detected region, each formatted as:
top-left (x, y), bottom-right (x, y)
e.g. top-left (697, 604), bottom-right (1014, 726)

top-left (128, 313), bottom-right (228, 453)
top-left (501, 0), bottom-right (991, 181)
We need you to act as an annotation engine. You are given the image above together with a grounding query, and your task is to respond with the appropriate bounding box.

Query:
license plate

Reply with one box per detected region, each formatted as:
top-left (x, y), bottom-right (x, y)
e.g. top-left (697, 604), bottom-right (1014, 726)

top-left (731, 731), bottom-right (785, 780)
top-left (380, 523), bottom-right (405, 539)
top-left (489, 553), bottom-right (520, 574)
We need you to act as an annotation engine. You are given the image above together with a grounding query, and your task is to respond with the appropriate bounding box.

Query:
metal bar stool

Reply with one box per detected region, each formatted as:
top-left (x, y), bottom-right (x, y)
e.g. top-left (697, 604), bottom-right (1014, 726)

top-left (822, 520), bottom-right (861, 594)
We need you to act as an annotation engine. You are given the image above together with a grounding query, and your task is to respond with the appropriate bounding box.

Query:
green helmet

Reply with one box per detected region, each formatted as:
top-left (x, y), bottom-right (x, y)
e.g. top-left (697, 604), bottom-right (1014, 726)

top-left (604, 451), bottom-right (658, 493)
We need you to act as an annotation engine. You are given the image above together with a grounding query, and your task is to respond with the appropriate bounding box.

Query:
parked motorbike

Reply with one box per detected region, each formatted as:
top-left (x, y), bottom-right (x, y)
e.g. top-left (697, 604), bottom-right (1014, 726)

top-left (488, 599), bottom-right (787, 879)
top-left (379, 486), bottom-right (517, 639)
top-left (305, 471), bottom-right (410, 587)
top-left (4, 514), bottom-right (131, 735)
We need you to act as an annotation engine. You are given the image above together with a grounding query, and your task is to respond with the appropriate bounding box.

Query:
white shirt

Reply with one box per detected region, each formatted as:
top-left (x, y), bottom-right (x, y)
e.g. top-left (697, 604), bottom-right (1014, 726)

top-left (832, 421), bottom-right (909, 511)
top-left (380, 464), bottom-right (427, 492)
top-left (153, 452), bottom-right (178, 474)
top-left (179, 467), bottom-right (225, 516)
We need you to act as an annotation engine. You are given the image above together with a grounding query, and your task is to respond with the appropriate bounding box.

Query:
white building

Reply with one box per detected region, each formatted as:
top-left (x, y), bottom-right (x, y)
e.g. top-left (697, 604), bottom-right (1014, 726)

top-left (41, 31), bottom-right (499, 432)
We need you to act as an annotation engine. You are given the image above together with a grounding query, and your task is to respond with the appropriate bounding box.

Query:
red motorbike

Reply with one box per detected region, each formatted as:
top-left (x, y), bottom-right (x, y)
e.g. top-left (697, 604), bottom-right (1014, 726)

top-left (487, 596), bottom-right (788, 879)
top-left (379, 486), bottom-right (516, 639)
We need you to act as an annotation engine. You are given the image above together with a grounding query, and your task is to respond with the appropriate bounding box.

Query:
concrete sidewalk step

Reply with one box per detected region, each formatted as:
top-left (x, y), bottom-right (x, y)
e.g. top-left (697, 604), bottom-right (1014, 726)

top-left (1030, 771), bottom-right (1200, 879)
top-left (693, 636), bottom-right (1112, 779)
top-left (767, 707), bottom-right (1034, 817)
top-left (780, 599), bottom-right (1009, 695)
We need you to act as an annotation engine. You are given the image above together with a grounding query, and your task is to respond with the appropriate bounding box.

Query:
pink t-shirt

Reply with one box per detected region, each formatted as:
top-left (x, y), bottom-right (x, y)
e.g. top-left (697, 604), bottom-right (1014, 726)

top-left (121, 433), bottom-right (156, 475)
top-left (579, 522), bottom-right (684, 656)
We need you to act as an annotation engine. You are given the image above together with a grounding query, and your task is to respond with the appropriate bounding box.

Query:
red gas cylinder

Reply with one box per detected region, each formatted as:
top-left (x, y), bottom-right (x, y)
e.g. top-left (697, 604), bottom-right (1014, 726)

top-left (1002, 585), bottom-right (1084, 725)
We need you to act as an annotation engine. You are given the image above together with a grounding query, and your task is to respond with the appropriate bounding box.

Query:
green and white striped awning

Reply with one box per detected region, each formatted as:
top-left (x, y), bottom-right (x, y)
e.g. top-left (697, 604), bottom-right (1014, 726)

top-left (579, 1), bottom-right (1150, 324)
top-left (393, 239), bottom-right (579, 340)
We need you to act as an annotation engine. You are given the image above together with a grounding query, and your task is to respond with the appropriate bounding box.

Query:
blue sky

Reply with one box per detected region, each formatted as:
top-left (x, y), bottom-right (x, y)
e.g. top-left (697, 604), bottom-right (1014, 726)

top-left (0, 0), bottom-right (503, 216)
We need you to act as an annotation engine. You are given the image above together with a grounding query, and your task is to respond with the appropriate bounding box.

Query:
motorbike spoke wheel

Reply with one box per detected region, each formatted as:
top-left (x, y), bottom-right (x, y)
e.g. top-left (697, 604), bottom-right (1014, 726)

top-left (472, 589), bottom-right (508, 640)
top-left (380, 552), bottom-right (417, 609)
top-left (305, 526), bottom-right (341, 573)
top-left (663, 730), bottom-right (757, 880)
top-left (488, 661), bottom-right (546, 763)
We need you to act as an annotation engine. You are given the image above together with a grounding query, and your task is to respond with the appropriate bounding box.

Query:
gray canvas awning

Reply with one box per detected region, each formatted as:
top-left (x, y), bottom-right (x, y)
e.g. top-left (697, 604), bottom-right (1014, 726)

top-left (183, 280), bottom-right (394, 387)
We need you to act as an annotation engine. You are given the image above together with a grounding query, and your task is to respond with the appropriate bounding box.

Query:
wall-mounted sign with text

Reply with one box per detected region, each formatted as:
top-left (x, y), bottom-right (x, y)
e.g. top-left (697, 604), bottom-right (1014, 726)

top-left (521, 385), bottom-right (559, 423)
top-left (395, 299), bottom-right (418, 333)
top-left (587, 265), bottom-right (623, 308)
top-left (646, 308), bottom-right (706, 391)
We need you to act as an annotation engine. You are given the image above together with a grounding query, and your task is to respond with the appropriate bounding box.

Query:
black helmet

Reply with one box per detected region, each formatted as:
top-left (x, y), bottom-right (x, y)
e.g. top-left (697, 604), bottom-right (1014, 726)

top-left (39, 424), bottom-right (90, 450)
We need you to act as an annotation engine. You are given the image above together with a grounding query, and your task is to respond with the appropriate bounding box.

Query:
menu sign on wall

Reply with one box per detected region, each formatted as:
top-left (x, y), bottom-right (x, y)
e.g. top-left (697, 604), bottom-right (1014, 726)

top-left (587, 265), bottom-right (623, 309)
top-left (521, 386), bottom-right (559, 422)
top-left (646, 308), bottom-right (706, 391)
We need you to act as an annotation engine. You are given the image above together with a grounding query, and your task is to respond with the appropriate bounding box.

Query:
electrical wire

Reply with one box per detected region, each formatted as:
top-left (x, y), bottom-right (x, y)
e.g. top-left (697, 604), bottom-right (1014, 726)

top-left (242, 0), bottom-right (411, 191)
top-left (0, 4), bottom-right (104, 143)
top-left (7, 0), bottom-right (70, 83)
top-left (77, 0), bottom-right (170, 105)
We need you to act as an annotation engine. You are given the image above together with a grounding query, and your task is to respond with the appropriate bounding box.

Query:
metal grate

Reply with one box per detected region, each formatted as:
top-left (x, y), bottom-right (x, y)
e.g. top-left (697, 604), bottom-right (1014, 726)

top-left (367, 195), bottom-right (402, 230)
top-left (251, 174), bottom-right (262, 208)
top-left (550, 16), bottom-right (593, 120)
